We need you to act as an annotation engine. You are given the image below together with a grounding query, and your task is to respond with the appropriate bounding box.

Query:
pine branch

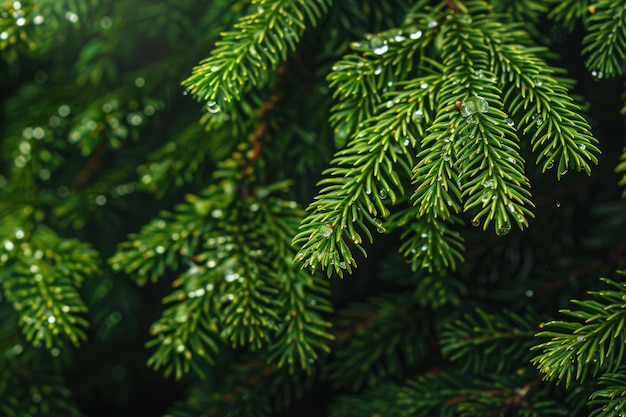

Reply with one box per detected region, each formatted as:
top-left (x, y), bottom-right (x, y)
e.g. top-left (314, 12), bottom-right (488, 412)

top-left (411, 13), bottom-right (533, 233)
top-left (476, 7), bottom-right (600, 178)
top-left (326, 292), bottom-right (433, 391)
top-left (588, 368), bottom-right (626, 417)
top-left (113, 145), bottom-right (333, 378)
top-left (166, 361), bottom-right (314, 417)
top-left (0, 304), bottom-right (81, 417)
top-left (1, 223), bottom-right (98, 350)
top-left (440, 308), bottom-right (543, 374)
top-left (582, 0), bottom-right (626, 79)
top-left (548, 0), bottom-right (593, 31)
top-left (294, 27), bottom-right (443, 276)
top-left (0, 0), bottom-right (89, 63)
top-left (491, 0), bottom-right (558, 26)
top-left (329, 370), bottom-right (559, 417)
top-left (327, 20), bottom-right (439, 146)
top-left (396, 214), bottom-right (465, 273)
top-left (532, 275), bottom-right (626, 388)
top-left (183, 0), bottom-right (331, 105)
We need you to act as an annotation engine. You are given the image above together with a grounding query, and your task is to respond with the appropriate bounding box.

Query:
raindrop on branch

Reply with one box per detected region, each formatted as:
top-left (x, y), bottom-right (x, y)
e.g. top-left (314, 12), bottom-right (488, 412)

top-left (319, 224), bottom-right (333, 238)
top-left (369, 37), bottom-right (389, 55)
top-left (207, 101), bottom-right (220, 113)
top-left (408, 28), bottom-right (422, 40)
top-left (496, 222), bottom-right (511, 236)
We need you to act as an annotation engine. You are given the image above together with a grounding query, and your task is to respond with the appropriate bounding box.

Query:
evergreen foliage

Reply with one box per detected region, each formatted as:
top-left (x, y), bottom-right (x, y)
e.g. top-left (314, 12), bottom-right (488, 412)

top-left (2, 0), bottom-right (626, 416)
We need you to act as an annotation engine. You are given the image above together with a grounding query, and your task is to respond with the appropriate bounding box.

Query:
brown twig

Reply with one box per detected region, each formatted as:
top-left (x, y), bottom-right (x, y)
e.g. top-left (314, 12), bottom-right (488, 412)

top-left (69, 141), bottom-right (109, 192)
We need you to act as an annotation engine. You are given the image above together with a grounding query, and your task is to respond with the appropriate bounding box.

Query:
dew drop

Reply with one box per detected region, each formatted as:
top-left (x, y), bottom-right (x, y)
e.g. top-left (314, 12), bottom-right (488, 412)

top-left (576, 335), bottom-right (586, 342)
top-left (58, 104), bottom-right (71, 117)
top-left (369, 37), bottom-right (388, 55)
top-left (546, 160), bottom-right (554, 170)
top-left (374, 66), bottom-right (382, 75)
top-left (373, 218), bottom-right (384, 233)
top-left (33, 127), bottom-right (45, 139)
top-left (94, 195), bottom-right (107, 206)
top-left (472, 219), bottom-right (480, 227)
top-left (460, 96), bottom-right (488, 117)
top-left (505, 117), bottom-right (514, 126)
top-left (224, 271), bottom-right (239, 282)
top-left (475, 96), bottom-right (489, 113)
top-left (319, 224), bottom-right (333, 238)
top-left (207, 101), bottom-right (220, 113)
top-left (556, 201), bottom-right (561, 208)
top-left (496, 222), bottom-right (511, 236)
top-left (394, 33), bottom-right (406, 42)
top-left (99, 16), bottom-right (112, 29)
top-left (379, 189), bottom-right (388, 200)
top-left (413, 109), bottom-right (424, 122)
top-left (65, 11), bottom-right (79, 23)
top-left (49, 115), bottom-right (61, 127)
top-left (19, 141), bottom-right (31, 154)
top-left (579, 144), bottom-right (586, 150)
top-left (534, 79), bottom-right (543, 87)
top-left (409, 28), bottom-right (422, 39)
top-left (128, 113), bottom-right (143, 126)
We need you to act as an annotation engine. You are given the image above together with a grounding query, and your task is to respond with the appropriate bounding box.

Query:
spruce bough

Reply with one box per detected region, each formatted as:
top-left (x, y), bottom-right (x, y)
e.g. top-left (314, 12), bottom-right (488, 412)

top-left (1, 0), bottom-right (625, 416)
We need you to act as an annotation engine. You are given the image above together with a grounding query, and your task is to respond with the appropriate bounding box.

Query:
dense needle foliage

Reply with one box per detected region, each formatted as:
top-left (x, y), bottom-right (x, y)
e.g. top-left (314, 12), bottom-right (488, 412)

top-left (2, 0), bottom-right (626, 416)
